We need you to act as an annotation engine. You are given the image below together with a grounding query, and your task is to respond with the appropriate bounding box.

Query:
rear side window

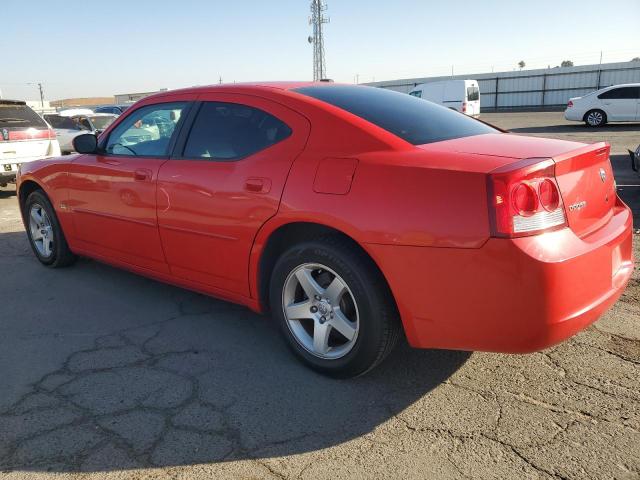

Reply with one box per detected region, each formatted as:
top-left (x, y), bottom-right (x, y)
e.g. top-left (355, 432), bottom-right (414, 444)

top-left (45, 115), bottom-right (78, 130)
top-left (294, 85), bottom-right (496, 145)
top-left (598, 87), bottom-right (640, 99)
top-left (0, 103), bottom-right (47, 129)
top-left (409, 90), bottom-right (422, 98)
top-left (182, 102), bottom-right (291, 160)
top-left (467, 86), bottom-right (480, 101)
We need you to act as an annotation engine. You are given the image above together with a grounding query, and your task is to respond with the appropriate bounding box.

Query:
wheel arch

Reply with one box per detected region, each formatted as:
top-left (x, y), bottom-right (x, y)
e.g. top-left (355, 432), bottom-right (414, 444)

top-left (17, 179), bottom-right (48, 221)
top-left (251, 220), bottom-right (399, 316)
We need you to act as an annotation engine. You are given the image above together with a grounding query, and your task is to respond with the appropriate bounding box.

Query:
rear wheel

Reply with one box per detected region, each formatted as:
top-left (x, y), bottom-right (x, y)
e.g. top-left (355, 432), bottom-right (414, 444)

top-left (24, 190), bottom-right (76, 267)
top-left (584, 109), bottom-right (606, 127)
top-left (270, 236), bottom-right (401, 378)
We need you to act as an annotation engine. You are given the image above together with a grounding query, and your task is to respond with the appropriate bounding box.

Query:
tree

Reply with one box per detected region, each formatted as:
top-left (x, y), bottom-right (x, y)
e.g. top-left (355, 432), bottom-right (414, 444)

top-left (560, 60), bottom-right (574, 67)
top-left (518, 60), bottom-right (525, 70)
top-left (632, 57), bottom-right (640, 62)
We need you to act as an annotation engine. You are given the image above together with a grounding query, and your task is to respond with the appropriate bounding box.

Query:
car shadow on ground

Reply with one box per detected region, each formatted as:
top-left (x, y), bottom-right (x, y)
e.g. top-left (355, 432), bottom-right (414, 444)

top-left (0, 230), bottom-right (471, 473)
top-left (509, 123), bottom-right (640, 134)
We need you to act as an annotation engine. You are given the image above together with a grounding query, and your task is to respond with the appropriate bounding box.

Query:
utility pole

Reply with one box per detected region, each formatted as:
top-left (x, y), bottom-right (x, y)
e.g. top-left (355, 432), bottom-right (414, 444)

top-left (38, 83), bottom-right (44, 108)
top-left (308, 0), bottom-right (329, 81)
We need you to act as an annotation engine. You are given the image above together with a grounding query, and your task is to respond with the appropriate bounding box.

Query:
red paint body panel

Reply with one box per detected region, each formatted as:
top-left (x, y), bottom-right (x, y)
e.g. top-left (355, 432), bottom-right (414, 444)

top-left (17, 83), bottom-right (634, 356)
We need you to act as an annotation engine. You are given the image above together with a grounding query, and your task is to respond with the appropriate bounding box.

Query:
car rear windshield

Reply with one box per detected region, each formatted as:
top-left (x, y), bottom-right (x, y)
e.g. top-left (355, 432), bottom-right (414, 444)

top-left (0, 103), bottom-right (48, 129)
top-left (293, 85), bottom-right (496, 145)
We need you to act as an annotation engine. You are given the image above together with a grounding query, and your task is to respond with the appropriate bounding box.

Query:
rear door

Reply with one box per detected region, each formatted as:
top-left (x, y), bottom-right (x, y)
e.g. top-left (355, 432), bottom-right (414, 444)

top-left (66, 97), bottom-right (192, 272)
top-left (466, 83), bottom-right (480, 116)
top-left (156, 93), bottom-right (310, 296)
top-left (597, 87), bottom-right (639, 121)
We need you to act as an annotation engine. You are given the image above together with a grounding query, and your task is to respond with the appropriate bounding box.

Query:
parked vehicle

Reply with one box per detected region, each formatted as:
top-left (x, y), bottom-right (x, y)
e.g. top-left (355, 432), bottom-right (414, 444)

top-left (17, 83), bottom-right (633, 377)
top-left (408, 79), bottom-right (480, 116)
top-left (0, 100), bottom-right (60, 187)
top-left (94, 104), bottom-right (131, 115)
top-left (44, 113), bottom-right (117, 153)
top-left (630, 143), bottom-right (640, 173)
top-left (565, 83), bottom-right (640, 127)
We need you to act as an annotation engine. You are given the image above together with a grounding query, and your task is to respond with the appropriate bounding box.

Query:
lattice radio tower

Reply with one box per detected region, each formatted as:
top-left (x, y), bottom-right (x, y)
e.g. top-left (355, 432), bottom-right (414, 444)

top-left (308, 0), bottom-right (329, 81)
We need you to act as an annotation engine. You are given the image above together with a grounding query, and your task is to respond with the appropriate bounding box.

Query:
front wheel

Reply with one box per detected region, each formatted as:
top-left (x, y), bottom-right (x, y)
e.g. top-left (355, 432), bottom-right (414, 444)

top-left (24, 190), bottom-right (76, 267)
top-left (269, 237), bottom-right (401, 378)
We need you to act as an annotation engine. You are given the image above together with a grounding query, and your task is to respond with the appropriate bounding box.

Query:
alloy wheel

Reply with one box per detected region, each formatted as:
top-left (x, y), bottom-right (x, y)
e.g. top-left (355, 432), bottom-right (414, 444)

top-left (29, 203), bottom-right (54, 258)
top-left (282, 263), bottom-right (359, 359)
top-left (587, 111), bottom-right (603, 126)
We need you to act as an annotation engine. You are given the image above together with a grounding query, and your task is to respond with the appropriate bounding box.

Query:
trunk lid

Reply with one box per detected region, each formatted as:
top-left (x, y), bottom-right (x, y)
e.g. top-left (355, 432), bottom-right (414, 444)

top-left (423, 133), bottom-right (616, 238)
top-left (552, 142), bottom-right (616, 238)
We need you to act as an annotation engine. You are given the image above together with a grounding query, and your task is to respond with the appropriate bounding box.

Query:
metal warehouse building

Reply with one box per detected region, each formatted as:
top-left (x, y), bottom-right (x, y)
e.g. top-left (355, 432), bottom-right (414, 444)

top-left (367, 61), bottom-right (640, 110)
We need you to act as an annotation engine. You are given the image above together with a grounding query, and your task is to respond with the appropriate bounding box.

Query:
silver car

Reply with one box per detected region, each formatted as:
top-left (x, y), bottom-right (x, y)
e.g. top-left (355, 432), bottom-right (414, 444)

top-left (45, 113), bottom-right (117, 154)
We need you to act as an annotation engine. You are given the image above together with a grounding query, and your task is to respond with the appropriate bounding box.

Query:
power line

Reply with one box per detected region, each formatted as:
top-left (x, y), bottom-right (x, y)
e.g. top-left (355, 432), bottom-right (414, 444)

top-left (308, 0), bottom-right (329, 81)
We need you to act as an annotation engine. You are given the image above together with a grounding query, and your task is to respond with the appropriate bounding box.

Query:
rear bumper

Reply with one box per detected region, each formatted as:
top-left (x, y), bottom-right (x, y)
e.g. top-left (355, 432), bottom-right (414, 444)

top-left (366, 200), bottom-right (634, 353)
top-left (564, 109), bottom-right (583, 122)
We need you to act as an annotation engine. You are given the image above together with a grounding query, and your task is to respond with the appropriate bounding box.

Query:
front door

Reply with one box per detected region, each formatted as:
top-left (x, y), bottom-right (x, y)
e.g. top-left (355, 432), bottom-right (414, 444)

top-left (67, 99), bottom-right (191, 272)
top-left (157, 94), bottom-right (310, 296)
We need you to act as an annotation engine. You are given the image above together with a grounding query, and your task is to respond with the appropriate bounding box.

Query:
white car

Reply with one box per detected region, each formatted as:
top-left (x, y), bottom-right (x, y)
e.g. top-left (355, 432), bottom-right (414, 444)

top-left (44, 113), bottom-right (117, 154)
top-left (409, 80), bottom-right (480, 117)
top-left (0, 100), bottom-right (61, 187)
top-left (564, 83), bottom-right (640, 127)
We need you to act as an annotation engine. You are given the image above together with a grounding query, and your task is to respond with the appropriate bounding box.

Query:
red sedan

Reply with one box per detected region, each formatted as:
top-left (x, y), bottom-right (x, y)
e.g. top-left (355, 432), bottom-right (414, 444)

top-left (17, 83), bottom-right (634, 377)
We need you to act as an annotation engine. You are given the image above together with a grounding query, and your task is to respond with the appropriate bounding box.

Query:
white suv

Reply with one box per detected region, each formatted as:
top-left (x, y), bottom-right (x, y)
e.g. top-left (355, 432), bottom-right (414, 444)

top-left (564, 83), bottom-right (640, 127)
top-left (0, 100), bottom-right (61, 187)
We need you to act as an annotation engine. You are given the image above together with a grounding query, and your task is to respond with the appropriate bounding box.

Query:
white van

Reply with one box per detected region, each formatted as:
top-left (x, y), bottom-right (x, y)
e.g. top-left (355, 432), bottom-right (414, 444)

top-left (409, 80), bottom-right (480, 117)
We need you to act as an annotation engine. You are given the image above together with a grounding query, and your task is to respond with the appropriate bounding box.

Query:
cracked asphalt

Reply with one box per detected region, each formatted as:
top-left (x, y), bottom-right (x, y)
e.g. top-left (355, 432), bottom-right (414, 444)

top-left (0, 112), bottom-right (639, 479)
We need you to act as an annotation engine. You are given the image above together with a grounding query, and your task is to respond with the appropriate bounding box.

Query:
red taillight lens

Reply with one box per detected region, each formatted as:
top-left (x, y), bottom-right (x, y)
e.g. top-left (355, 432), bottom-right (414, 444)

top-left (512, 183), bottom-right (538, 216)
top-left (488, 158), bottom-right (567, 238)
top-left (462, 102), bottom-right (467, 113)
top-left (567, 100), bottom-right (573, 108)
top-left (7, 128), bottom-right (53, 141)
top-left (538, 178), bottom-right (560, 211)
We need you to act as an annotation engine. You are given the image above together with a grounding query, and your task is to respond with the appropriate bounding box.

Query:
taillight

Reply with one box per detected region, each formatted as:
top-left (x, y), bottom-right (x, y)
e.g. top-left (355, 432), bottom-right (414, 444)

top-left (462, 102), bottom-right (467, 113)
top-left (487, 158), bottom-right (567, 237)
top-left (567, 100), bottom-right (573, 108)
top-left (7, 128), bottom-right (55, 141)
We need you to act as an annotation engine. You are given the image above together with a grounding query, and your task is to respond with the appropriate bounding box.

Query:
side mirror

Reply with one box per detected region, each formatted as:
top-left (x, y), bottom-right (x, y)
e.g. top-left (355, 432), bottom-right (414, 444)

top-left (72, 133), bottom-right (98, 154)
top-left (630, 145), bottom-right (640, 173)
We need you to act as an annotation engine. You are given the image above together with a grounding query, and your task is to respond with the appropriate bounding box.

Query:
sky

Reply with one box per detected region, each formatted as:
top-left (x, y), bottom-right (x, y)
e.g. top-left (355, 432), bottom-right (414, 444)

top-left (1, 0), bottom-right (639, 101)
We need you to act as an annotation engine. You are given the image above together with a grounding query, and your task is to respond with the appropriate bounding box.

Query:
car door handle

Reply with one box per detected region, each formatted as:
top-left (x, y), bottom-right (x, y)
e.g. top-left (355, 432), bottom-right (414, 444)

top-left (244, 177), bottom-right (271, 193)
top-left (134, 169), bottom-right (153, 182)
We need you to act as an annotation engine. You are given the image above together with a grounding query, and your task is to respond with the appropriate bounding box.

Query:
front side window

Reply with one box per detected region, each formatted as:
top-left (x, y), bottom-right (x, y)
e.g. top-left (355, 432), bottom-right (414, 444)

top-left (105, 102), bottom-right (187, 156)
top-left (409, 90), bottom-right (422, 98)
top-left (467, 86), bottom-right (480, 101)
top-left (182, 102), bottom-right (291, 160)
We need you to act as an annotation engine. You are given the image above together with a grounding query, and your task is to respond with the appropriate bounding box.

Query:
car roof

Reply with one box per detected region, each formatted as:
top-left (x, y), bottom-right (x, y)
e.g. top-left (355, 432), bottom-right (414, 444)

top-left (145, 81), bottom-right (325, 98)
top-left (601, 83), bottom-right (640, 89)
top-left (0, 99), bottom-right (28, 106)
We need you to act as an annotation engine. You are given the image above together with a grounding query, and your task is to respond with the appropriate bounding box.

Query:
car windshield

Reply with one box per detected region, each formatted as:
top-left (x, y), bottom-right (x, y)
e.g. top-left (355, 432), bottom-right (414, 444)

top-left (89, 115), bottom-right (116, 130)
top-left (294, 85), bottom-right (496, 145)
top-left (0, 103), bottom-right (48, 128)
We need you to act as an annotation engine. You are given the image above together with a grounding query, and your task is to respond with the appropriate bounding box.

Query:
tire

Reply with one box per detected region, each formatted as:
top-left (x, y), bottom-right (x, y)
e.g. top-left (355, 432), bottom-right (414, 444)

top-left (584, 109), bottom-right (606, 127)
top-left (24, 190), bottom-right (76, 268)
top-left (269, 236), bottom-right (401, 378)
